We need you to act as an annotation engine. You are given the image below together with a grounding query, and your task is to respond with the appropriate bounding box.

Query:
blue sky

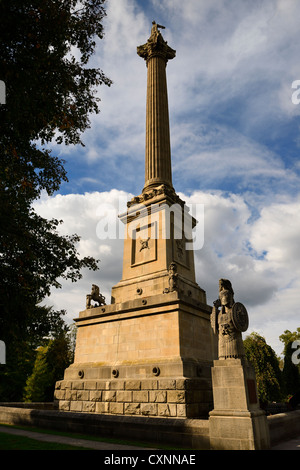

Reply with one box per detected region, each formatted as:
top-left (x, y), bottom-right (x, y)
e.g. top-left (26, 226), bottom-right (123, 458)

top-left (35, 0), bottom-right (300, 356)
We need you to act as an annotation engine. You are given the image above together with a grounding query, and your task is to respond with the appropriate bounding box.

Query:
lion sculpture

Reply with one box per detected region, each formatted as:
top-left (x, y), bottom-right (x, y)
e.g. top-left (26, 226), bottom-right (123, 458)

top-left (86, 284), bottom-right (106, 309)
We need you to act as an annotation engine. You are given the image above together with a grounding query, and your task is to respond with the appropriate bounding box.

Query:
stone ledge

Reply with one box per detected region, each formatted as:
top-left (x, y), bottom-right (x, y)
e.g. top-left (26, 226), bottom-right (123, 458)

top-left (76, 291), bottom-right (211, 325)
top-left (0, 404), bottom-right (298, 449)
top-left (209, 409), bottom-right (266, 418)
top-left (56, 376), bottom-right (211, 391)
top-left (0, 405), bottom-right (210, 449)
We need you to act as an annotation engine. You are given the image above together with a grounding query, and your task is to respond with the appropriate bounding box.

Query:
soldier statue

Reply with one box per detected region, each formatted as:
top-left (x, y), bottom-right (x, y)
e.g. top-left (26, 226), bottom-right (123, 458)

top-left (211, 279), bottom-right (249, 359)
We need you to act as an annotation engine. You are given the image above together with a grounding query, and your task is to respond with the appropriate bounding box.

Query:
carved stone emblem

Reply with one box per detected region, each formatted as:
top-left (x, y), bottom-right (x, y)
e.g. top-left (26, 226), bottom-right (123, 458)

top-left (139, 237), bottom-right (150, 252)
top-left (176, 239), bottom-right (184, 260)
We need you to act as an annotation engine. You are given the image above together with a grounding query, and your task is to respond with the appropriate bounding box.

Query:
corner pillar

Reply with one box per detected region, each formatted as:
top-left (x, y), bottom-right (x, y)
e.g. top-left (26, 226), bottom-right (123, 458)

top-left (209, 359), bottom-right (270, 450)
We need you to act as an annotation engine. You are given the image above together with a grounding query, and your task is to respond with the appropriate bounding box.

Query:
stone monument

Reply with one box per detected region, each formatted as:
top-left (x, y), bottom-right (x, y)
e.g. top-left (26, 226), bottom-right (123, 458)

top-left (54, 22), bottom-right (216, 418)
top-left (209, 279), bottom-right (270, 449)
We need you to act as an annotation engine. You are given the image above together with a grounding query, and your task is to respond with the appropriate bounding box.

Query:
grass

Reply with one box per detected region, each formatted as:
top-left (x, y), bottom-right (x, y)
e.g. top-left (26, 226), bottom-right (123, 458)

top-left (0, 432), bottom-right (92, 450)
top-left (0, 423), bottom-right (152, 447)
top-left (0, 423), bottom-right (184, 450)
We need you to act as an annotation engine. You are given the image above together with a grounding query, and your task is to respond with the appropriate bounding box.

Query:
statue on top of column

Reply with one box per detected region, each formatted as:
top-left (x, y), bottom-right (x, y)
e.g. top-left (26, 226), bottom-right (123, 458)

top-left (149, 20), bottom-right (165, 41)
top-left (137, 20), bottom-right (176, 63)
top-left (211, 279), bottom-right (249, 359)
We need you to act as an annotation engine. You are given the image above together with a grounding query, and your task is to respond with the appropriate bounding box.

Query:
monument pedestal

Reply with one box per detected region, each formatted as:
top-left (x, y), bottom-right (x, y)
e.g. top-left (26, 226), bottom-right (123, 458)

top-left (55, 291), bottom-right (215, 418)
top-left (54, 191), bottom-right (217, 418)
top-left (209, 359), bottom-right (270, 450)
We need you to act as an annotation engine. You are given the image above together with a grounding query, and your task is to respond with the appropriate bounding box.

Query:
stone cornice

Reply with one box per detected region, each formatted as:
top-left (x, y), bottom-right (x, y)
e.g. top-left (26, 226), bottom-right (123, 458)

top-left (126, 184), bottom-right (184, 209)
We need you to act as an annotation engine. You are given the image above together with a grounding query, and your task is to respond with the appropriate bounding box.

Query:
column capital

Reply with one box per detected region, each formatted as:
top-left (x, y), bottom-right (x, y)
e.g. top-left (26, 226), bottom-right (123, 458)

top-left (137, 21), bottom-right (176, 64)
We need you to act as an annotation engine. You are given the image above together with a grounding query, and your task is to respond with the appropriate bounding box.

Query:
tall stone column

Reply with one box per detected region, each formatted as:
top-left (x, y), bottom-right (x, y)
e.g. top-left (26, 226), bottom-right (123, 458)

top-left (55, 23), bottom-right (215, 425)
top-left (137, 22), bottom-right (176, 191)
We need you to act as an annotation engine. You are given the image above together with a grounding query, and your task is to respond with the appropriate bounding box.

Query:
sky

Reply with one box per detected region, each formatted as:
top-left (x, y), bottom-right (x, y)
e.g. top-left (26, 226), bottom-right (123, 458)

top-left (34, 0), bottom-right (300, 358)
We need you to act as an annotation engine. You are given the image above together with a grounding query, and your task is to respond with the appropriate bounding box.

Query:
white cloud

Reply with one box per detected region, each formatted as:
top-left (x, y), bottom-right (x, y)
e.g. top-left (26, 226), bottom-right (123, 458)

top-left (87, 0), bottom-right (148, 145)
top-left (184, 191), bottom-right (276, 307)
top-left (250, 197), bottom-right (300, 270)
top-left (154, 0), bottom-right (300, 157)
top-left (34, 190), bottom-right (129, 318)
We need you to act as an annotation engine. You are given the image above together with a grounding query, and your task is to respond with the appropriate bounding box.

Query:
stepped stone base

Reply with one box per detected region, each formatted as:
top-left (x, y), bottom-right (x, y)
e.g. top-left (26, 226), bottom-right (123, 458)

top-left (55, 289), bottom-right (215, 419)
top-left (55, 363), bottom-right (213, 418)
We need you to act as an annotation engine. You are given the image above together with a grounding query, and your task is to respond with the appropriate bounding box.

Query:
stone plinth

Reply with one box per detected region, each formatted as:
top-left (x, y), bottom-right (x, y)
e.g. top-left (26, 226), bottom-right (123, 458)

top-left (114, 191), bottom-right (204, 304)
top-left (209, 359), bottom-right (270, 450)
top-left (55, 291), bottom-right (215, 418)
top-left (54, 193), bottom-right (216, 418)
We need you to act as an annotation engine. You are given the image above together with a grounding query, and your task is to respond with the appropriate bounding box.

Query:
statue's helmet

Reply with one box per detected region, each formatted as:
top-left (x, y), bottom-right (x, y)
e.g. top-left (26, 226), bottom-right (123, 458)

top-left (219, 279), bottom-right (234, 302)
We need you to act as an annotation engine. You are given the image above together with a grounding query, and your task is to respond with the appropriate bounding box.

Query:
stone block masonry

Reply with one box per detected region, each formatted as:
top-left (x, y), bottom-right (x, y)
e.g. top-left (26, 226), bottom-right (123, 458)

top-left (55, 377), bottom-right (212, 418)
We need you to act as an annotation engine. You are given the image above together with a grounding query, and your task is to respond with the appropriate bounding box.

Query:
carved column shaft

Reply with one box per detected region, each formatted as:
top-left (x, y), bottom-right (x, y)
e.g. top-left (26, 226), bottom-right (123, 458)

top-left (137, 24), bottom-right (176, 192)
top-left (145, 54), bottom-right (172, 190)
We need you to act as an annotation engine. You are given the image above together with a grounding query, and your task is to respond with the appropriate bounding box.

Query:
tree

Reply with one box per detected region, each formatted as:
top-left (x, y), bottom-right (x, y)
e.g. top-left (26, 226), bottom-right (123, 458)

top-left (23, 332), bottom-right (72, 402)
top-left (0, 337), bottom-right (36, 402)
top-left (0, 1), bottom-right (112, 359)
top-left (279, 328), bottom-right (300, 397)
top-left (23, 343), bottom-right (53, 402)
top-left (1, 0), bottom-right (112, 149)
top-left (244, 332), bottom-right (283, 404)
top-left (0, 307), bottom-right (72, 401)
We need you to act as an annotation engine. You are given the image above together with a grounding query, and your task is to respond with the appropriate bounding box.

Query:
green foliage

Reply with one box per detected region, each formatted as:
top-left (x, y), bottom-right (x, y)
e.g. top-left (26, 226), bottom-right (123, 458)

top-left (23, 333), bottom-right (72, 402)
top-left (0, 0), bottom-right (112, 149)
top-left (23, 343), bottom-right (53, 402)
top-left (244, 332), bottom-right (283, 403)
top-left (279, 328), bottom-right (300, 356)
top-left (0, 307), bottom-right (73, 401)
top-left (0, 340), bottom-right (36, 401)
top-left (279, 329), bottom-right (300, 396)
top-left (0, 1), bottom-right (111, 379)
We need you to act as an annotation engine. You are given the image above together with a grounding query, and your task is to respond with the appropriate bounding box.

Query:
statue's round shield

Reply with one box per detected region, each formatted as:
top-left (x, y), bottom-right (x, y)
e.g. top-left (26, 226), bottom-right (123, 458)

top-left (232, 302), bottom-right (249, 332)
top-left (210, 307), bottom-right (218, 335)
